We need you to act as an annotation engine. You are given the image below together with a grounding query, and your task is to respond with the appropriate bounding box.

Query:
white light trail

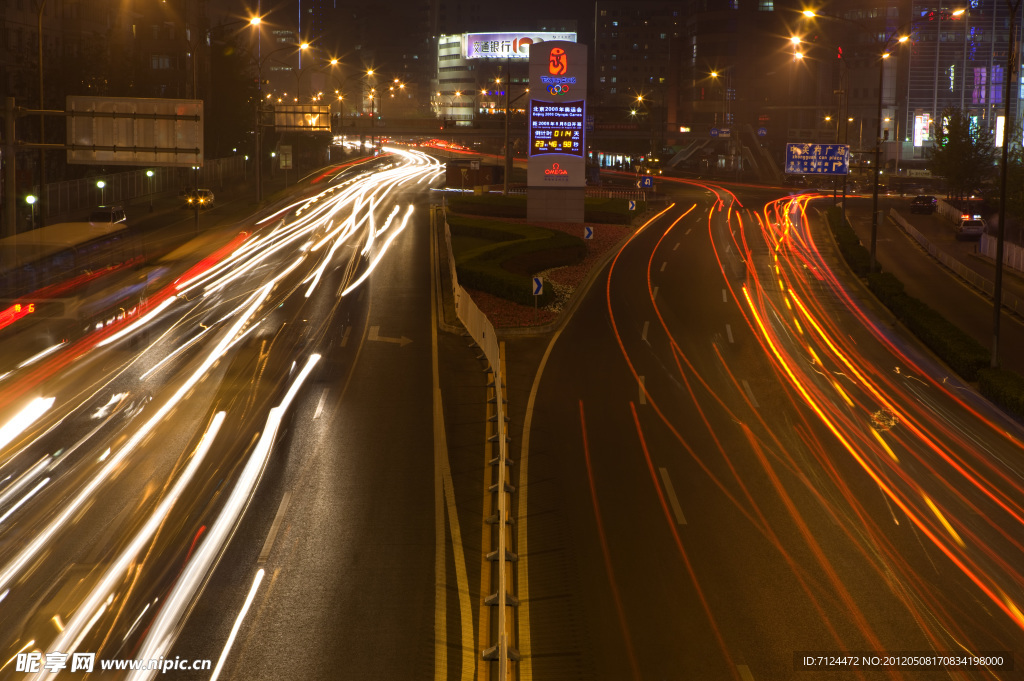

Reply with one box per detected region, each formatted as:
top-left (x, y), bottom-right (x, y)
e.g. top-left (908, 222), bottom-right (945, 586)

top-left (32, 412), bottom-right (227, 679)
top-left (0, 397), bottom-right (55, 453)
top-left (128, 355), bottom-right (320, 681)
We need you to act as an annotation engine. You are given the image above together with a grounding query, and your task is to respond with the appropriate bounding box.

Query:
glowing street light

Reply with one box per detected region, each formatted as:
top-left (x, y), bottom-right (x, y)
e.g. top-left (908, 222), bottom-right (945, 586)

top-left (25, 195), bottom-right (37, 229)
top-left (96, 180), bottom-right (106, 204)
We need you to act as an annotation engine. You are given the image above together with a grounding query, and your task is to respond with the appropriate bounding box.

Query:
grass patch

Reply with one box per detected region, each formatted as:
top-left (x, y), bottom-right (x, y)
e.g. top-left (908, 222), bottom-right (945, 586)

top-left (447, 214), bottom-right (585, 306)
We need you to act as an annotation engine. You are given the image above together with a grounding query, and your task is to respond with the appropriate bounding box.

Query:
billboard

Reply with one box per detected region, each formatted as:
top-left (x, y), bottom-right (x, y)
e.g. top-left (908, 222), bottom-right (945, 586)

top-left (527, 41), bottom-right (588, 188)
top-left (66, 96), bottom-right (203, 167)
top-left (273, 105), bottom-right (332, 131)
top-left (784, 143), bottom-right (849, 175)
top-left (464, 32), bottom-right (577, 59)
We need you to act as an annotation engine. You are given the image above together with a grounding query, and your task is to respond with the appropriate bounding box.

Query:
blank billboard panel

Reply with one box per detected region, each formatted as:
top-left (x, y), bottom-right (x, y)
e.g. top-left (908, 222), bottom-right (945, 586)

top-left (66, 96), bottom-right (203, 167)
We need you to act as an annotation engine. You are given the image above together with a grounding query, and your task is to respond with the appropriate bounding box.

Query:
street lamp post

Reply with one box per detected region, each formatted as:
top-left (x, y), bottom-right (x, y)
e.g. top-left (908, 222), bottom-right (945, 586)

top-left (146, 169), bottom-right (155, 210)
top-left (37, 0), bottom-right (47, 227)
top-left (992, 0), bottom-right (1022, 367)
top-left (96, 180), bottom-right (106, 205)
top-left (801, 9), bottom-right (964, 270)
top-left (253, 32), bottom-right (307, 204)
top-left (25, 195), bottom-right (37, 230)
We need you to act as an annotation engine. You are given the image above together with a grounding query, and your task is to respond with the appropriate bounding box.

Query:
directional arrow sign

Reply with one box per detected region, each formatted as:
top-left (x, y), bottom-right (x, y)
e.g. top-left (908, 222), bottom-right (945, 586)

top-left (532, 277), bottom-right (543, 296)
top-left (638, 176), bottom-right (655, 189)
top-left (628, 200), bottom-right (636, 211)
top-left (584, 226), bottom-right (593, 240)
top-left (368, 325), bottom-right (412, 347)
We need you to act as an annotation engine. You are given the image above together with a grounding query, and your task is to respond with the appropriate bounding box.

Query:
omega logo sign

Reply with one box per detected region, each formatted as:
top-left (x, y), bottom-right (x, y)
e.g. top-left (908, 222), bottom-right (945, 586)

top-left (544, 162), bottom-right (569, 176)
top-left (549, 47), bottom-right (567, 75)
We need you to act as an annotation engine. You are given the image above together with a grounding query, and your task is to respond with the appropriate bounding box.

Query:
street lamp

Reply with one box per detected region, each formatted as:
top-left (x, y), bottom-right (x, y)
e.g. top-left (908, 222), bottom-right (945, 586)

top-left (96, 180), bottom-right (106, 205)
top-left (253, 37), bottom-right (307, 203)
top-left (146, 169), bottom-right (155, 210)
top-left (801, 9), bottom-right (963, 269)
top-left (25, 195), bottom-right (37, 230)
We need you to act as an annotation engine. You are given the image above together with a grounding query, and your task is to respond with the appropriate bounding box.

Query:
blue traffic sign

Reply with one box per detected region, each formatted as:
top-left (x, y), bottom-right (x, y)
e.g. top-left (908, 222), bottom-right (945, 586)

top-left (710, 128), bottom-right (719, 138)
top-left (637, 176), bottom-right (655, 189)
top-left (584, 226), bottom-right (594, 240)
top-left (757, 127), bottom-right (768, 137)
top-left (628, 200), bottom-right (636, 211)
top-left (532, 277), bottom-right (543, 296)
top-left (785, 143), bottom-right (850, 175)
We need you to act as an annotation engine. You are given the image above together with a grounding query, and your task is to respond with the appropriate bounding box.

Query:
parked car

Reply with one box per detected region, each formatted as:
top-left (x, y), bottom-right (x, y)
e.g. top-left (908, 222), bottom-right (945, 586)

top-left (910, 195), bottom-right (938, 214)
top-left (956, 216), bottom-right (985, 240)
top-left (88, 205), bottom-right (128, 226)
top-left (183, 188), bottom-right (215, 209)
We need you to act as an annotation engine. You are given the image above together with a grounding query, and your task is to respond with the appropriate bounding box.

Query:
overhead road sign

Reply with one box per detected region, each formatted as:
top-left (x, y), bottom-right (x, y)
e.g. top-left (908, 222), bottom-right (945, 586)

top-left (785, 143), bottom-right (850, 175)
top-left (66, 96), bottom-right (203, 167)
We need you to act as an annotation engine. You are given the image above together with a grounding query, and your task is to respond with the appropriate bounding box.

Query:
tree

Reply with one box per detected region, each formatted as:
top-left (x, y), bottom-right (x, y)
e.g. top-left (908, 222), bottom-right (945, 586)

top-left (927, 107), bottom-right (997, 200)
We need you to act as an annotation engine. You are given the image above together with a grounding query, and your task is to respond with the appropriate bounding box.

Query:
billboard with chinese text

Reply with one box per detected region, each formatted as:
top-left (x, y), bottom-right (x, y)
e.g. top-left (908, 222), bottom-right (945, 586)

top-left (784, 143), bottom-right (850, 175)
top-left (527, 41), bottom-right (588, 188)
top-left (464, 32), bottom-right (577, 59)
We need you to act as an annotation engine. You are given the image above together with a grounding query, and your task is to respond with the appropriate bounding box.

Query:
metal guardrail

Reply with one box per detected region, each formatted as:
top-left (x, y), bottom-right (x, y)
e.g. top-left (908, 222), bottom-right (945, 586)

top-left (889, 208), bottom-right (1024, 316)
top-left (30, 156), bottom-right (246, 223)
top-left (438, 211), bottom-right (518, 679)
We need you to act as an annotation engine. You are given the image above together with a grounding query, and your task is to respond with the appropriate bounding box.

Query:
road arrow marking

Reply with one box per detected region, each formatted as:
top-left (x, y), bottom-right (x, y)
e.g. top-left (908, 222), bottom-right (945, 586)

top-left (368, 325), bottom-right (412, 347)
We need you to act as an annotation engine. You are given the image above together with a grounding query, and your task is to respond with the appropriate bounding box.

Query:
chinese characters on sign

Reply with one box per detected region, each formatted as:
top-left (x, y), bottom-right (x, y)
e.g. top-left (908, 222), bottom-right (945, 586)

top-left (530, 101), bottom-right (585, 157)
top-left (784, 143), bottom-right (850, 175)
top-left (464, 32), bottom-right (577, 59)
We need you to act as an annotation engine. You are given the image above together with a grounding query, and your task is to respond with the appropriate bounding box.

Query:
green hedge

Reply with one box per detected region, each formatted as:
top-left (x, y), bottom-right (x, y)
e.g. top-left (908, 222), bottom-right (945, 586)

top-left (448, 194), bottom-right (645, 225)
top-left (448, 215), bottom-right (585, 306)
top-left (978, 368), bottom-right (1024, 420)
top-left (826, 206), bottom-right (877, 276)
top-left (831, 208), bottom-right (1024, 412)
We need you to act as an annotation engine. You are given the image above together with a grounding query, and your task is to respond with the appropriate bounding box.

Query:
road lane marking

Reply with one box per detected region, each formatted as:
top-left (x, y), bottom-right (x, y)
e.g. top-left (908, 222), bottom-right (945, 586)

top-left (726, 244), bottom-right (731, 254)
top-left (658, 468), bottom-right (687, 525)
top-left (429, 225), bottom-right (474, 681)
top-left (258, 492), bottom-right (291, 565)
top-left (340, 325), bottom-right (352, 347)
top-left (652, 286), bottom-right (659, 300)
top-left (313, 389), bottom-right (328, 419)
top-left (673, 242), bottom-right (680, 250)
top-left (368, 325), bottom-right (412, 346)
top-left (660, 261), bottom-right (667, 272)
top-left (639, 376), bottom-right (647, 405)
top-left (684, 228), bottom-right (692, 235)
top-left (641, 320), bottom-right (650, 342)
top-left (741, 379), bottom-right (760, 408)
top-left (722, 289), bottom-right (728, 303)
top-left (209, 568), bottom-right (265, 681)
top-left (738, 664), bottom-right (756, 681)
top-left (726, 324), bottom-right (734, 344)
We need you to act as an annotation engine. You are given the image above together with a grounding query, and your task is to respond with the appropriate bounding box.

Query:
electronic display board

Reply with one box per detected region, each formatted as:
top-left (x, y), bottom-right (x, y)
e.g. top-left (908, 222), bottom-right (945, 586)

top-left (530, 101), bottom-right (584, 157)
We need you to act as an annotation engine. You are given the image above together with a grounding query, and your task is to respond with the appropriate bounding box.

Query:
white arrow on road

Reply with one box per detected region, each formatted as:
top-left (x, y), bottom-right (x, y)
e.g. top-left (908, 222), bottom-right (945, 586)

top-left (368, 325), bottom-right (412, 347)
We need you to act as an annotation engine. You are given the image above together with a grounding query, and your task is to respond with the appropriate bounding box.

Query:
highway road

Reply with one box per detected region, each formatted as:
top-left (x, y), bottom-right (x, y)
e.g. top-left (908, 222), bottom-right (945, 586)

top-left (512, 180), bottom-right (1024, 680)
top-left (0, 148), bottom-right (465, 679)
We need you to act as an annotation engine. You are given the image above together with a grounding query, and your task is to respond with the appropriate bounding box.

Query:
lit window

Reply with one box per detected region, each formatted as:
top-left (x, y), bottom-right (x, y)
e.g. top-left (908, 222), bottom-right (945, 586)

top-left (759, 0), bottom-right (774, 10)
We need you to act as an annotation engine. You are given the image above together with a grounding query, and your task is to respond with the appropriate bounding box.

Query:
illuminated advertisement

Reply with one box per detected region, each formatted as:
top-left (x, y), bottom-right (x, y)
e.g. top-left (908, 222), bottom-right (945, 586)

top-left (530, 101), bottom-right (584, 157)
top-left (914, 113), bottom-right (932, 147)
top-left (463, 32), bottom-right (577, 59)
top-left (527, 41), bottom-right (588, 188)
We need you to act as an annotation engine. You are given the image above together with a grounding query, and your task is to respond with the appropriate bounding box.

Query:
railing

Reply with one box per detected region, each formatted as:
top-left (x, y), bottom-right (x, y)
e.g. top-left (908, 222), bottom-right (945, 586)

top-left (31, 156), bottom-right (247, 223)
top-left (889, 208), bottom-right (1024, 316)
top-left (980, 233), bottom-right (1024, 276)
top-left (437, 209), bottom-right (518, 679)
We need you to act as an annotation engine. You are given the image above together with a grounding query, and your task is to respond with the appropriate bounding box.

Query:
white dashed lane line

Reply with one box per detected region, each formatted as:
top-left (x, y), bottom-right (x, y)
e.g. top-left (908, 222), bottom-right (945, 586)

top-left (741, 379), bottom-right (760, 408)
top-left (726, 324), bottom-right (734, 344)
top-left (641, 321), bottom-right (650, 342)
top-left (658, 467), bottom-right (687, 525)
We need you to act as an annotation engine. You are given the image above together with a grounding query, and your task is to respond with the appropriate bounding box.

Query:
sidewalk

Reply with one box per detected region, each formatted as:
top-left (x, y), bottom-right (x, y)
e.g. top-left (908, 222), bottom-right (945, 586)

top-left (843, 197), bottom-right (1024, 376)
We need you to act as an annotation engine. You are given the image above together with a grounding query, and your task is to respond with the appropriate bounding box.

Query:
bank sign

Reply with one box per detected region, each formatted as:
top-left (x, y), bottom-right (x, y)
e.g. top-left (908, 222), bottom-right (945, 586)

top-left (528, 41), bottom-right (587, 187)
top-left (464, 32), bottom-right (577, 59)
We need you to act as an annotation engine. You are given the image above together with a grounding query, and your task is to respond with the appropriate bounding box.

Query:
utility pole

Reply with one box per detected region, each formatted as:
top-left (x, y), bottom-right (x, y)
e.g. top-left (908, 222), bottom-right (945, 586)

top-left (37, 0), bottom-right (47, 227)
top-left (992, 0), bottom-right (1022, 367)
top-left (503, 58), bottom-right (511, 195)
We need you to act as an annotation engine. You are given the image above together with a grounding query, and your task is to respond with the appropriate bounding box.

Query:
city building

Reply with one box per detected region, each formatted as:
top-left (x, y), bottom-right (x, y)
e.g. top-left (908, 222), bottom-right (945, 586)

top-left (433, 23), bottom-right (577, 123)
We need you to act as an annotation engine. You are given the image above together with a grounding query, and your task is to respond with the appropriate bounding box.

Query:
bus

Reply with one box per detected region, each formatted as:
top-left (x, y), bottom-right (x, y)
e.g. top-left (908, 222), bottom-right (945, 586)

top-left (0, 221), bottom-right (145, 334)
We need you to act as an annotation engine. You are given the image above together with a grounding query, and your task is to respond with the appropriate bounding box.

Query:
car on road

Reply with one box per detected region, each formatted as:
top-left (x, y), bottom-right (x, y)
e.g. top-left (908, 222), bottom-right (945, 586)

top-left (956, 216), bottom-right (985, 240)
top-left (910, 195), bottom-right (937, 214)
top-left (183, 188), bottom-right (215, 209)
top-left (89, 205), bottom-right (128, 226)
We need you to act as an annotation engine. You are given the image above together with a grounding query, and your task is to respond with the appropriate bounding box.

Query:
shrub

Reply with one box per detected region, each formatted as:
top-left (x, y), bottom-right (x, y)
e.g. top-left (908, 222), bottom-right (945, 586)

top-left (447, 194), bottom-right (644, 225)
top-left (866, 272), bottom-right (905, 306)
top-left (447, 215), bottom-right (585, 306)
top-left (978, 368), bottom-right (1024, 420)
